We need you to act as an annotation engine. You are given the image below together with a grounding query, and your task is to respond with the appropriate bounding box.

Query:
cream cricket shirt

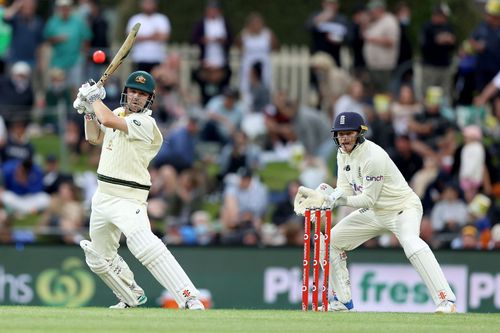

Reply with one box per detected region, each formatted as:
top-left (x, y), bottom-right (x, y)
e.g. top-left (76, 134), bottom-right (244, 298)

top-left (336, 139), bottom-right (419, 211)
top-left (97, 108), bottom-right (163, 201)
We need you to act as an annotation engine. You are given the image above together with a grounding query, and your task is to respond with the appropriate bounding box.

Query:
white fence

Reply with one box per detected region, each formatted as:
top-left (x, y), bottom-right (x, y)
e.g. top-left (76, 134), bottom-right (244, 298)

top-left (169, 43), bottom-right (312, 104)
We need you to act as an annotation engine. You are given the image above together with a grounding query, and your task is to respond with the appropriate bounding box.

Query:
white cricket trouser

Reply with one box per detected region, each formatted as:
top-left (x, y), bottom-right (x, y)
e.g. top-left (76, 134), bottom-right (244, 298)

top-left (89, 190), bottom-right (199, 307)
top-left (89, 190), bottom-right (150, 258)
top-left (329, 197), bottom-right (455, 305)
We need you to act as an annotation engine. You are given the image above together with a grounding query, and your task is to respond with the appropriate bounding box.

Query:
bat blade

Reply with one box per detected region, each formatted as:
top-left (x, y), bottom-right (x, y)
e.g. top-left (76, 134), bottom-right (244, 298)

top-left (97, 22), bottom-right (141, 87)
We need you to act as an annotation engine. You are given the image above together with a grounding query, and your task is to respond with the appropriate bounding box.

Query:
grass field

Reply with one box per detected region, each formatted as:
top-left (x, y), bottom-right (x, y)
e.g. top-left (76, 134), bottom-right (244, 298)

top-left (1, 307), bottom-right (499, 333)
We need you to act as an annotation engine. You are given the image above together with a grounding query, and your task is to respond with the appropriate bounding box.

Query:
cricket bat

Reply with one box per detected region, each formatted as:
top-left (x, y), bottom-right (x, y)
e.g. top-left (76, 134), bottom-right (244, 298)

top-left (97, 22), bottom-right (141, 87)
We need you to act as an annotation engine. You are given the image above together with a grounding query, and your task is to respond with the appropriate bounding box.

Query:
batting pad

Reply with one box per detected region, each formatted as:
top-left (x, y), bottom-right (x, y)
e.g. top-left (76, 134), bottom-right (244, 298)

top-left (329, 247), bottom-right (352, 304)
top-left (127, 229), bottom-right (199, 307)
top-left (408, 246), bottom-right (456, 305)
top-left (80, 240), bottom-right (140, 306)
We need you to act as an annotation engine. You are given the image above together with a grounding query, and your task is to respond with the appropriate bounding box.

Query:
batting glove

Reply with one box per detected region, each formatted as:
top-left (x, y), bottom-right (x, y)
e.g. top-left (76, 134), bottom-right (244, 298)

top-left (73, 92), bottom-right (93, 115)
top-left (79, 80), bottom-right (106, 104)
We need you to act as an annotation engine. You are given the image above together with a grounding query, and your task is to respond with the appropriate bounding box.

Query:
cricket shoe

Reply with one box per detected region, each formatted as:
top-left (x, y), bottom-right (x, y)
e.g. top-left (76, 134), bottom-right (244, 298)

top-left (318, 299), bottom-right (354, 312)
top-left (435, 300), bottom-right (456, 314)
top-left (109, 285), bottom-right (147, 309)
top-left (184, 297), bottom-right (205, 310)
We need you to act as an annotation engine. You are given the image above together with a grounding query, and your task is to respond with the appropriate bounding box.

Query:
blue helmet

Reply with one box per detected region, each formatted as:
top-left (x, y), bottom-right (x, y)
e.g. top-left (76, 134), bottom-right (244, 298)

top-left (331, 112), bottom-right (368, 148)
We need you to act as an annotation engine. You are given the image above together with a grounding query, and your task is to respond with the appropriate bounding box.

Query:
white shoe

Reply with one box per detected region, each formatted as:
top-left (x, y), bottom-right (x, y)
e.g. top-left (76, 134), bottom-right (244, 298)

top-left (185, 298), bottom-right (205, 310)
top-left (318, 299), bottom-right (353, 312)
top-left (435, 300), bottom-right (456, 314)
top-left (109, 294), bottom-right (147, 309)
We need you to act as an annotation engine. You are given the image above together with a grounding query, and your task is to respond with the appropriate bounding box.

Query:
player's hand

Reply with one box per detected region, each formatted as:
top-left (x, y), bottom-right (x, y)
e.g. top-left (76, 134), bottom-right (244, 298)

top-left (294, 186), bottom-right (326, 216)
top-left (79, 80), bottom-right (106, 104)
top-left (73, 92), bottom-right (93, 115)
top-left (325, 188), bottom-right (347, 209)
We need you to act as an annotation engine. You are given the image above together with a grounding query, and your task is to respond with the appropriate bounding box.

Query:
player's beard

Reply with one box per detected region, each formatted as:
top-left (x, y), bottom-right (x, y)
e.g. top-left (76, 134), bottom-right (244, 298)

top-left (127, 97), bottom-right (146, 113)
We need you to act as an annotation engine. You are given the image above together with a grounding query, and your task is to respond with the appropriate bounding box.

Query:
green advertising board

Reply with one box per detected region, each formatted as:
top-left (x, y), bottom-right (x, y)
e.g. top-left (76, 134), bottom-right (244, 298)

top-left (0, 246), bottom-right (498, 312)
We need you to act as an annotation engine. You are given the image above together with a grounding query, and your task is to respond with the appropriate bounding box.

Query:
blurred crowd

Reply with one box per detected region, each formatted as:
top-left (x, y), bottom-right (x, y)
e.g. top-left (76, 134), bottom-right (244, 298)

top-left (0, 0), bottom-right (499, 250)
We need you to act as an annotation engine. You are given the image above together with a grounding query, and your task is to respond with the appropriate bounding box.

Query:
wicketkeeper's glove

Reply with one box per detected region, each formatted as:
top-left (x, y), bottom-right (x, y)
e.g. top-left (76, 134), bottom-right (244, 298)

top-left (293, 183), bottom-right (347, 216)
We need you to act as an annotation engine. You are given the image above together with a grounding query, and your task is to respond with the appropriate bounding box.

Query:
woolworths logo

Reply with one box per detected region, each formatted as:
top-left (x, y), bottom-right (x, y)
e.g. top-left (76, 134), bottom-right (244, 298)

top-left (36, 257), bottom-right (95, 307)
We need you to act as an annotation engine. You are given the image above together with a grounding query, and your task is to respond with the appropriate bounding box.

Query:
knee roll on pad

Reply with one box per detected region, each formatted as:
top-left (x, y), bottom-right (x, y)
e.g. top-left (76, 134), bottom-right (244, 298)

top-left (80, 240), bottom-right (139, 306)
top-left (127, 229), bottom-right (199, 307)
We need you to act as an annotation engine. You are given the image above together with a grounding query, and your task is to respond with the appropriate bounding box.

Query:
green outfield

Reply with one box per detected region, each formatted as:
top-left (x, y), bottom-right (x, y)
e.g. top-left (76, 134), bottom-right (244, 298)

top-left (1, 307), bottom-right (499, 333)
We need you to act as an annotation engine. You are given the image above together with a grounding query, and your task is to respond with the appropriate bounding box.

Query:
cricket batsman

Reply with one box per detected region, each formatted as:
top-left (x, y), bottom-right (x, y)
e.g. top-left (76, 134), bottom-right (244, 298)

top-left (294, 112), bottom-right (457, 313)
top-left (73, 71), bottom-right (204, 310)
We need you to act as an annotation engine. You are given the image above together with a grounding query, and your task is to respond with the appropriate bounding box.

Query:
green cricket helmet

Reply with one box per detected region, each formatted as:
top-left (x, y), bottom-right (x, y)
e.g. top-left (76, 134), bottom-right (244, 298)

top-left (120, 71), bottom-right (156, 112)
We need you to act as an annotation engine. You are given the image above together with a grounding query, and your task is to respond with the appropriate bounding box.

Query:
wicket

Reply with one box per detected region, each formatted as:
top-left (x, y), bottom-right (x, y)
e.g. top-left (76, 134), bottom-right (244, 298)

top-left (302, 208), bottom-right (332, 311)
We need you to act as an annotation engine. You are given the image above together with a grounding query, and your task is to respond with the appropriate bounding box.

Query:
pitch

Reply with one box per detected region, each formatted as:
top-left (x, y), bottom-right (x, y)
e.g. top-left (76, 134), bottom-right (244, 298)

top-left (1, 306), bottom-right (498, 333)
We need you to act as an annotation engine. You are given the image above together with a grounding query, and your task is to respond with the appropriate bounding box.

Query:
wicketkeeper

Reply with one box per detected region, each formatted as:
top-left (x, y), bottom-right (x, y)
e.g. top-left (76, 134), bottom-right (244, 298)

top-left (73, 71), bottom-right (204, 309)
top-left (294, 112), bottom-right (457, 313)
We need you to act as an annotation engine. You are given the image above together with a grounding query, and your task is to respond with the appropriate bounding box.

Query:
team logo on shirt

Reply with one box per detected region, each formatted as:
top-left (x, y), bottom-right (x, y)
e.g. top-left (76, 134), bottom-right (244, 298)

top-left (344, 165), bottom-right (350, 171)
top-left (133, 119), bottom-right (141, 126)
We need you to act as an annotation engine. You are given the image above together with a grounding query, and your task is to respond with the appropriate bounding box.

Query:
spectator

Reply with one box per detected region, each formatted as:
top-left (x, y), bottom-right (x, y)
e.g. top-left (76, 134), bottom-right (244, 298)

top-left (200, 87), bottom-right (244, 146)
top-left (293, 104), bottom-right (332, 159)
top-left (271, 180), bottom-right (304, 245)
top-left (0, 0), bottom-right (11, 75)
top-left (165, 168), bottom-right (205, 229)
top-left (390, 84), bottom-right (422, 136)
top-left (0, 119), bottom-right (34, 163)
top-left (430, 183), bottom-right (468, 248)
top-left (333, 79), bottom-right (370, 123)
top-left (1, 156), bottom-right (50, 216)
top-left (407, 86), bottom-right (454, 159)
top-left (126, 0), bottom-right (170, 73)
top-left (350, 3), bottom-right (369, 79)
top-left (217, 130), bottom-right (261, 182)
top-left (388, 134), bottom-right (423, 182)
top-left (83, 0), bottom-right (110, 81)
top-left (248, 61), bottom-right (271, 113)
top-left (42, 68), bottom-right (72, 133)
top-left (468, 0), bottom-right (500, 92)
top-left (474, 68), bottom-right (500, 107)
top-left (362, 0), bottom-right (400, 94)
top-left (151, 53), bottom-right (187, 128)
top-left (42, 154), bottom-right (73, 195)
top-left (263, 91), bottom-right (298, 152)
top-left (43, 0), bottom-right (91, 95)
top-left (3, 0), bottom-right (44, 68)
top-left (309, 51), bottom-right (352, 115)
top-left (488, 223), bottom-right (500, 249)
top-left (191, 0), bottom-right (233, 105)
top-left (36, 180), bottom-right (85, 244)
top-left (420, 3), bottom-right (456, 103)
top-left (0, 61), bottom-right (34, 123)
top-left (394, 1), bottom-right (413, 88)
top-left (452, 126), bottom-right (487, 202)
top-left (451, 225), bottom-right (480, 250)
top-left (236, 12), bottom-right (278, 105)
top-left (219, 169), bottom-right (268, 245)
top-left (153, 115), bottom-right (200, 172)
top-left (369, 94), bottom-right (395, 150)
top-left (307, 0), bottom-right (351, 68)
